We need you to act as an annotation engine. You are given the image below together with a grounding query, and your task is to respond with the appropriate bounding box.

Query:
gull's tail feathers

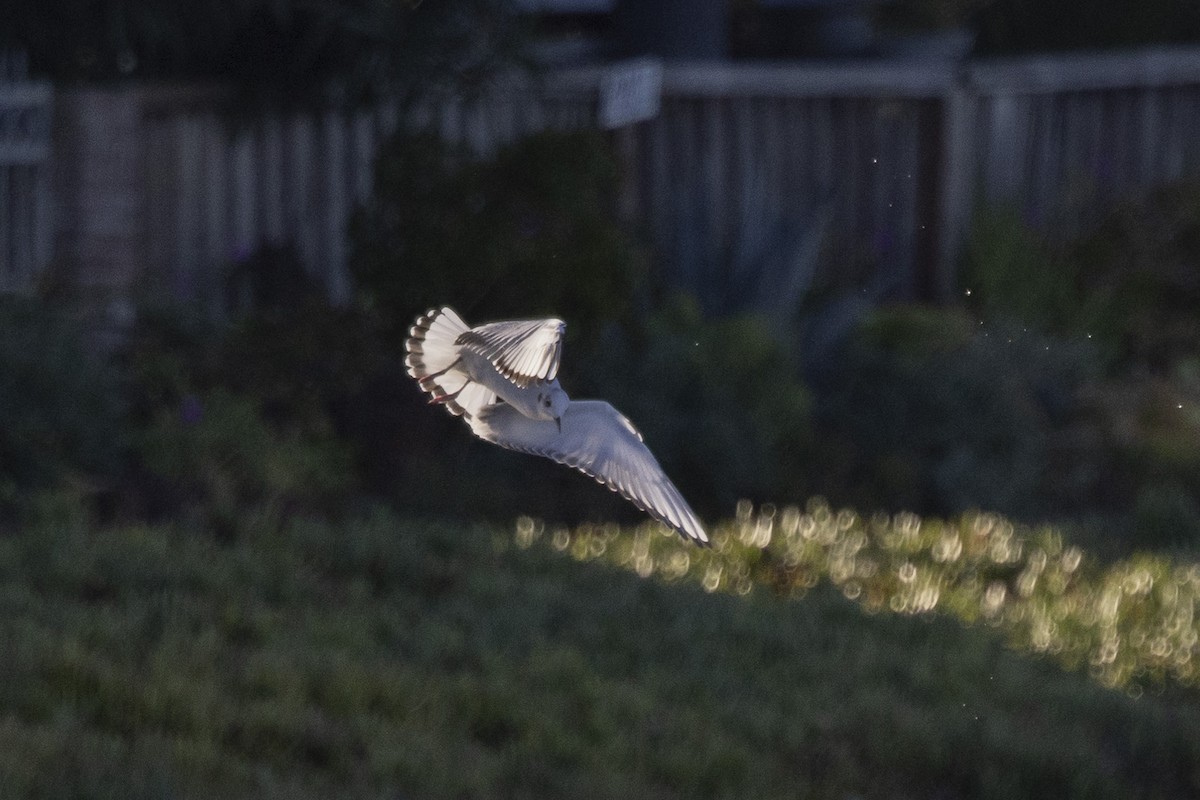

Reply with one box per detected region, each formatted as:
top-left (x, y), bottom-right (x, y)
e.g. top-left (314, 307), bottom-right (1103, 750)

top-left (406, 307), bottom-right (495, 418)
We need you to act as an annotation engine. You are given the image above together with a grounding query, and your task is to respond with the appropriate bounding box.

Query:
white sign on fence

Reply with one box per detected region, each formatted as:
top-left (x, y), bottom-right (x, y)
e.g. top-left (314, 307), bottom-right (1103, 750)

top-left (599, 58), bottom-right (663, 129)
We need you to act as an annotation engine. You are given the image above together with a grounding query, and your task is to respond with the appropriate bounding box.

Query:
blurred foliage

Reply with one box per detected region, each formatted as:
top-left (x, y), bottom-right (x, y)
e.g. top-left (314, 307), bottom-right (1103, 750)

top-left (136, 389), bottom-right (352, 539)
top-left (1083, 374), bottom-right (1200, 529)
top-left (1135, 483), bottom-right (1200, 552)
top-left (962, 206), bottom-right (1082, 337)
top-left (2, 0), bottom-right (527, 105)
top-left (977, 0), bottom-right (1200, 52)
top-left (1069, 181), bottom-right (1200, 371)
top-left (0, 295), bottom-right (125, 517)
top-left (224, 242), bottom-right (326, 316)
top-left (349, 130), bottom-right (645, 344)
top-left (539, 498), bottom-right (1200, 694)
top-left (118, 299), bottom-right (368, 533)
top-left (965, 182), bottom-right (1200, 372)
top-left (958, 183), bottom-right (1200, 544)
top-left (2, 508), bottom-right (1199, 798)
top-left (813, 304), bottom-right (1105, 521)
top-left (580, 297), bottom-right (812, 516)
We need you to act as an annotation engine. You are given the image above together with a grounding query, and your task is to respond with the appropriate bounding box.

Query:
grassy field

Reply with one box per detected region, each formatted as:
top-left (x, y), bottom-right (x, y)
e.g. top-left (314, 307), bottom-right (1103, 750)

top-left (2, 506), bottom-right (1199, 798)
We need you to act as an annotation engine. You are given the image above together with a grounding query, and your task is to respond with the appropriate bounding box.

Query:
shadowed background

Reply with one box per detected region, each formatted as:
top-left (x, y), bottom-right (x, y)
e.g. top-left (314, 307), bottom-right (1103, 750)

top-left (2, 0), bottom-right (1200, 796)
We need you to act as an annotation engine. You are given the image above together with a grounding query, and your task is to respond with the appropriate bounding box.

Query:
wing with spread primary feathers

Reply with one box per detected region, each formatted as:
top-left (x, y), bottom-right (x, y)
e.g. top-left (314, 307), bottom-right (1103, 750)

top-left (456, 318), bottom-right (566, 388)
top-left (469, 400), bottom-right (708, 546)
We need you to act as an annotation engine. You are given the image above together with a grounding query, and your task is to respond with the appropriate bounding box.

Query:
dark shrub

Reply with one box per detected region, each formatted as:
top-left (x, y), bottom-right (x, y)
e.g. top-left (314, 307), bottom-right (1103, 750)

top-left (135, 388), bottom-right (352, 538)
top-left (120, 301), bottom-right (363, 531)
top-left (348, 130), bottom-right (645, 344)
top-left (0, 296), bottom-right (125, 512)
top-left (965, 181), bottom-right (1200, 372)
top-left (814, 305), bottom-right (1105, 520)
top-left (1068, 181), bottom-right (1200, 371)
top-left (1134, 482), bottom-right (1200, 550)
top-left (579, 298), bottom-right (814, 517)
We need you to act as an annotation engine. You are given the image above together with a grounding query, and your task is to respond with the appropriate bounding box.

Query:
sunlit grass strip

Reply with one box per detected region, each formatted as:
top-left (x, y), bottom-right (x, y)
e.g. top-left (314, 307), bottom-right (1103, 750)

top-left (514, 499), bottom-right (1200, 692)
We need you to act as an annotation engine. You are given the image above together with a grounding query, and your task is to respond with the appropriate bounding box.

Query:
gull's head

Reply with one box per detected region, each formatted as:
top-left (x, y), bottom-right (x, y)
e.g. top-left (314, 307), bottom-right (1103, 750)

top-left (535, 384), bottom-right (569, 429)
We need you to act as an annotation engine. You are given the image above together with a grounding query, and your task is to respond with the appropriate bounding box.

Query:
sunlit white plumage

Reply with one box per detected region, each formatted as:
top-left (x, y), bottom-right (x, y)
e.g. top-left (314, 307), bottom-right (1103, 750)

top-left (456, 317), bottom-right (566, 388)
top-left (405, 306), bottom-right (708, 546)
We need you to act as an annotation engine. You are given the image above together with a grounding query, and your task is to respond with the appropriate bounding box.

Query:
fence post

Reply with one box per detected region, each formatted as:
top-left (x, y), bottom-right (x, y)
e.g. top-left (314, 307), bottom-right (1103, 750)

top-left (0, 48), bottom-right (54, 293)
top-left (931, 77), bottom-right (975, 302)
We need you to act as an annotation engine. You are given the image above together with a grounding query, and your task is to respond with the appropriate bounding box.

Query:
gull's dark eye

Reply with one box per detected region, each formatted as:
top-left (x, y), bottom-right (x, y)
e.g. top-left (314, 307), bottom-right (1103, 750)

top-left (543, 399), bottom-right (551, 407)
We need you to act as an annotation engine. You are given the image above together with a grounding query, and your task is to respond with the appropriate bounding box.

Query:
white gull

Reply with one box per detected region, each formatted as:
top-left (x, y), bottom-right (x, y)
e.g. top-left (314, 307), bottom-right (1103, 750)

top-left (405, 307), bottom-right (709, 546)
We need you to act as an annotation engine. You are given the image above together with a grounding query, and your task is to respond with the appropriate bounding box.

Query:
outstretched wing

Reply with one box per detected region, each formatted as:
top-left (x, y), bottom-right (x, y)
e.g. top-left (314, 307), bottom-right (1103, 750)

top-left (456, 318), bottom-right (565, 388)
top-left (469, 400), bottom-right (709, 546)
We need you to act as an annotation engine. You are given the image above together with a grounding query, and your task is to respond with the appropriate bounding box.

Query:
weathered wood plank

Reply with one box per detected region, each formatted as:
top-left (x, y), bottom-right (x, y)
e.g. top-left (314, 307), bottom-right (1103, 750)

top-left (261, 113), bottom-right (285, 242)
top-left (287, 113), bottom-right (318, 280)
top-left (0, 165), bottom-right (13, 287)
top-left (31, 48), bottom-right (1200, 313)
top-left (174, 112), bottom-right (204, 303)
top-left (201, 113), bottom-right (227, 312)
top-left (661, 61), bottom-right (954, 98)
top-left (935, 86), bottom-right (975, 300)
top-left (321, 111), bottom-right (349, 303)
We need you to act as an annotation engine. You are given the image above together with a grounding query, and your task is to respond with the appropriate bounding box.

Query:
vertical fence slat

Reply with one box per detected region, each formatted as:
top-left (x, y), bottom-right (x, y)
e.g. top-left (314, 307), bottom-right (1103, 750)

top-left (143, 115), bottom-right (173, 299)
top-left (173, 113), bottom-right (201, 304)
top-left (321, 110), bottom-right (349, 303)
top-left (352, 110), bottom-right (375, 204)
top-left (261, 113), bottom-right (285, 243)
top-left (1136, 88), bottom-right (1162, 185)
top-left (230, 125), bottom-right (256, 264)
top-left (202, 113), bottom-right (228, 311)
top-left (0, 163), bottom-right (12, 288)
top-left (288, 113), bottom-right (318, 281)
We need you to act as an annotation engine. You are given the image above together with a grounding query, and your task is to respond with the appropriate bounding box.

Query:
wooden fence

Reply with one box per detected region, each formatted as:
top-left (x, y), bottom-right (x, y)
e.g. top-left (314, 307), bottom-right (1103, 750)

top-left (43, 46), bottom-right (1200, 315)
top-left (0, 50), bottom-right (54, 293)
top-left (132, 84), bottom-right (595, 313)
top-left (633, 47), bottom-right (1200, 313)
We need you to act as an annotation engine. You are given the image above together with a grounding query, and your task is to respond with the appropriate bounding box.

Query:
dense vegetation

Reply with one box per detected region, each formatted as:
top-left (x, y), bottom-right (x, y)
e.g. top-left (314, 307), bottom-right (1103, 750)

top-left (540, 500), bottom-right (1200, 692)
top-left (2, 510), bottom-right (1199, 798)
top-left (4, 133), bottom-right (1200, 548)
top-left (3, 120), bottom-right (1200, 796)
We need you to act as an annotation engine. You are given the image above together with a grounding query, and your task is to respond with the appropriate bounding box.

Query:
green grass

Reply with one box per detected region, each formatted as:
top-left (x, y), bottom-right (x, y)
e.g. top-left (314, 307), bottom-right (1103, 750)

top-left (540, 499), bottom-right (1200, 692)
top-left (1, 507), bottom-right (1199, 798)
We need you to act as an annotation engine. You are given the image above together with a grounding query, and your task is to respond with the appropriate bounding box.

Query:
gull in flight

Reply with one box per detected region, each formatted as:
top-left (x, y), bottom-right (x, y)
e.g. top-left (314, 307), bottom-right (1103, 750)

top-left (405, 307), bottom-right (709, 546)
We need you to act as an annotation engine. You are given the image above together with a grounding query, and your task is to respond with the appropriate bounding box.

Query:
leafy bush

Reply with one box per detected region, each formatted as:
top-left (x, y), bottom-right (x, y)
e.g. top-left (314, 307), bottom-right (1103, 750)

top-left (965, 181), bottom-right (1200, 372)
top-left (1068, 181), bottom-right (1200, 370)
top-left (958, 185), bottom-right (1200, 544)
top-left (1134, 482), bottom-right (1200, 550)
top-left (962, 206), bottom-right (1082, 336)
top-left (0, 295), bottom-right (125, 514)
top-left (223, 242), bottom-right (325, 316)
top-left (119, 301), bottom-right (364, 532)
top-left (814, 305), bottom-right (1104, 520)
top-left (579, 298), bottom-right (813, 516)
top-left (135, 389), bottom-right (352, 538)
top-left (1083, 374), bottom-right (1200, 525)
top-left (348, 130), bottom-right (646, 344)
